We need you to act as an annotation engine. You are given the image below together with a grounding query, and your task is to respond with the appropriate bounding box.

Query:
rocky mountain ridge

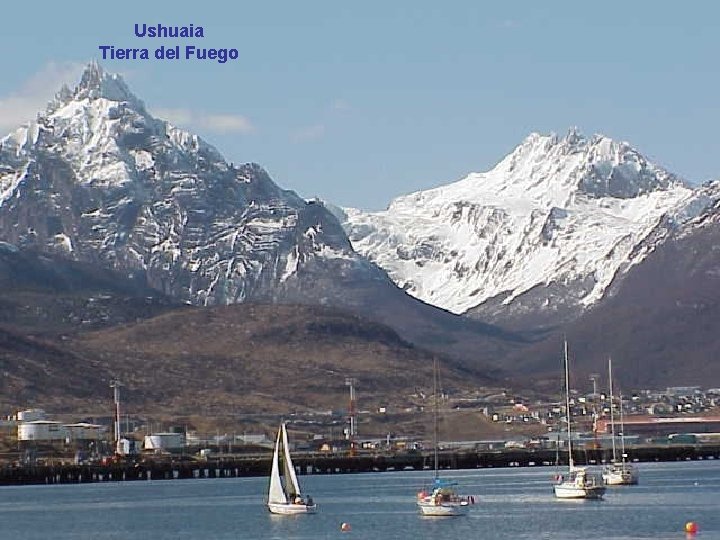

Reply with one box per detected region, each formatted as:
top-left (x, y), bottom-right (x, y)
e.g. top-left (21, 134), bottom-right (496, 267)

top-left (0, 63), bottom-right (384, 307)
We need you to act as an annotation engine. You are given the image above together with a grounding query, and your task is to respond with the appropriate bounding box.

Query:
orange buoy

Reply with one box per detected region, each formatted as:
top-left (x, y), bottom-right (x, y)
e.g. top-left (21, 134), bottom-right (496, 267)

top-left (341, 522), bottom-right (351, 532)
top-left (685, 522), bottom-right (698, 534)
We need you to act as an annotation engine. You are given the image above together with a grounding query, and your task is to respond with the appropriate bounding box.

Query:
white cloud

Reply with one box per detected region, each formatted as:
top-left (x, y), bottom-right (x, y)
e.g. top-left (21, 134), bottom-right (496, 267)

top-left (153, 108), bottom-right (194, 125)
top-left (0, 64), bottom-right (254, 137)
top-left (331, 98), bottom-right (350, 112)
top-left (153, 107), bottom-right (255, 134)
top-left (0, 61), bottom-right (85, 134)
top-left (291, 123), bottom-right (326, 143)
top-left (203, 114), bottom-right (254, 133)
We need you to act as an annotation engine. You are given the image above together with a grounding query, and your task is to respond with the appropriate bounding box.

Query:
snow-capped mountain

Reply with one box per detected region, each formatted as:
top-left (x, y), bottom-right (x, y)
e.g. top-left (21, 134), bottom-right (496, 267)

top-left (343, 129), bottom-right (708, 328)
top-left (0, 63), bottom-right (518, 368)
top-left (0, 63), bottom-right (383, 306)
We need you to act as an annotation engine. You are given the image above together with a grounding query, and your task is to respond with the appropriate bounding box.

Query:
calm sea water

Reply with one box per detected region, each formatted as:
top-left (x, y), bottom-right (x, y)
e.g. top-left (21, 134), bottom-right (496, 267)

top-left (0, 461), bottom-right (718, 539)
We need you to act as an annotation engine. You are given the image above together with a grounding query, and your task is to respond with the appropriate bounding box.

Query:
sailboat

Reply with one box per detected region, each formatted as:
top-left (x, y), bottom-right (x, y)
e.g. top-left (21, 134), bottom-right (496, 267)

top-left (267, 423), bottom-right (317, 515)
top-left (416, 359), bottom-right (472, 516)
top-left (553, 341), bottom-right (606, 500)
top-left (602, 358), bottom-right (639, 486)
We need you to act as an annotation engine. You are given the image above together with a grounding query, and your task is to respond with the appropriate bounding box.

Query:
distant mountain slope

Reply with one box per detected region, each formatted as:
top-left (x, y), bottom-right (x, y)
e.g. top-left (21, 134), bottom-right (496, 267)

top-left (507, 188), bottom-right (720, 389)
top-left (0, 241), bottom-right (158, 296)
top-left (0, 324), bottom-right (115, 410)
top-left (0, 301), bottom-right (498, 417)
top-left (343, 130), bottom-right (707, 329)
top-left (0, 243), bottom-right (176, 336)
top-left (64, 304), bottom-right (498, 415)
top-left (0, 243), bottom-right (176, 412)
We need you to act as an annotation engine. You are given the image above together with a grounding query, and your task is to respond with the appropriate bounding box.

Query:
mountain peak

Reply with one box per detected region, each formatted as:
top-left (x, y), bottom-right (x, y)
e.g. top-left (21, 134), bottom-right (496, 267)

top-left (563, 126), bottom-right (584, 146)
top-left (504, 129), bottom-right (684, 198)
top-left (79, 60), bottom-right (105, 86)
top-left (517, 128), bottom-right (590, 157)
top-left (73, 62), bottom-right (139, 105)
top-left (531, 128), bottom-right (617, 153)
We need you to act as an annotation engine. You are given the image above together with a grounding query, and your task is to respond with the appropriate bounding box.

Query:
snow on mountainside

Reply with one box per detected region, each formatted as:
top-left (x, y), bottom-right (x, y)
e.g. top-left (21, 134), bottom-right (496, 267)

top-left (0, 63), bottom-right (382, 306)
top-left (509, 181), bottom-right (720, 388)
top-left (343, 129), bottom-right (704, 327)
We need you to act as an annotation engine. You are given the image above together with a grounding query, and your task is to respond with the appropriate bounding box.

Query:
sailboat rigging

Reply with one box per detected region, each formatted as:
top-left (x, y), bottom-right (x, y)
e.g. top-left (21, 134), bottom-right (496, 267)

top-left (416, 358), bottom-right (473, 516)
top-left (602, 358), bottom-right (639, 486)
top-left (267, 423), bottom-right (317, 515)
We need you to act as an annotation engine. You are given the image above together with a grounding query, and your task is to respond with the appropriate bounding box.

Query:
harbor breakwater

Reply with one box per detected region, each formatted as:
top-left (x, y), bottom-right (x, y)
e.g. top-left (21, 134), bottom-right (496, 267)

top-left (1, 444), bottom-right (719, 486)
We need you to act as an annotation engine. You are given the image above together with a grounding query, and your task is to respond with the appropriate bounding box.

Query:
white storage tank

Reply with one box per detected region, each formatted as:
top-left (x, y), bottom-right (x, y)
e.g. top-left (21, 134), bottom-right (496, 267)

top-left (144, 432), bottom-right (186, 452)
top-left (18, 421), bottom-right (66, 441)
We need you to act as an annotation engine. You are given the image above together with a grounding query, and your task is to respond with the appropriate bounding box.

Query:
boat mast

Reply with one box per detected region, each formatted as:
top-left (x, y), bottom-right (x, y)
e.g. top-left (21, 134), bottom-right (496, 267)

top-left (608, 357), bottom-right (617, 462)
top-left (618, 391), bottom-right (627, 463)
top-left (564, 340), bottom-right (573, 470)
top-left (433, 357), bottom-right (439, 479)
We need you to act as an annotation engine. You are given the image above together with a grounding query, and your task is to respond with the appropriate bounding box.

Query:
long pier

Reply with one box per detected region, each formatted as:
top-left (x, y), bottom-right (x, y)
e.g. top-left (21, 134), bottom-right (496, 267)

top-left (1, 444), bottom-right (718, 486)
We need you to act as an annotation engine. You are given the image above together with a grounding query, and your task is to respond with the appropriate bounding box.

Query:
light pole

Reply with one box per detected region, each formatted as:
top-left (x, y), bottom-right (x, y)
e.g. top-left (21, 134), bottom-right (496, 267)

top-left (345, 378), bottom-right (357, 456)
top-left (589, 374), bottom-right (599, 398)
top-left (110, 379), bottom-right (123, 455)
top-left (589, 373), bottom-right (600, 445)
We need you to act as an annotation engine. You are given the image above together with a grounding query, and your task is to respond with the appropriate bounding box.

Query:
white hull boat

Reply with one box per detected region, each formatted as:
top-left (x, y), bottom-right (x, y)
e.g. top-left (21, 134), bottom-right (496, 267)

top-left (417, 481), bottom-right (472, 517)
top-left (267, 423), bottom-right (317, 515)
top-left (603, 462), bottom-right (639, 486)
top-left (554, 468), bottom-right (606, 499)
top-left (417, 497), bottom-right (470, 516)
top-left (267, 502), bottom-right (317, 515)
top-left (554, 485), bottom-right (606, 499)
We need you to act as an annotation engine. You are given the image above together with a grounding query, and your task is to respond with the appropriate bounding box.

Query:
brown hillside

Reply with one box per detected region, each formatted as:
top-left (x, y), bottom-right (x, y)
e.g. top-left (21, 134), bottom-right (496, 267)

top-left (66, 304), bottom-right (496, 417)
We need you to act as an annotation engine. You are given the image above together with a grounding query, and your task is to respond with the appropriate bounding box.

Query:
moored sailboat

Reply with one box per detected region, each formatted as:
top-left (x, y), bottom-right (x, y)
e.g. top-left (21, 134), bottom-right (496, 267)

top-left (416, 358), bottom-right (473, 516)
top-left (267, 423), bottom-right (317, 515)
top-left (417, 478), bottom-right (471, 517)
top-left (603, 358), bottom-right (639, 486)
top-left (554, 341), bottom-right (606, 500)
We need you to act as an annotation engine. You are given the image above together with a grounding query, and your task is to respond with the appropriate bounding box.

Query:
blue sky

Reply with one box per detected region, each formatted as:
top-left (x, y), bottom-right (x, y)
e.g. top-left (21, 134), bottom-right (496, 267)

top-left (1, 1), bottom-right (718, 209)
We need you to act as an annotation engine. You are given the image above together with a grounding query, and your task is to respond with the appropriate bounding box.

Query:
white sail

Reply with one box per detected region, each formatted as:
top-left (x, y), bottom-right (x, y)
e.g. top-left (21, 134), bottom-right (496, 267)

top-left (281, 423), bottom-right (302, 498)
top-left (268, 426), bottom-right (287, 504)
top-left (267, 423), bottom-right (317, 515)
